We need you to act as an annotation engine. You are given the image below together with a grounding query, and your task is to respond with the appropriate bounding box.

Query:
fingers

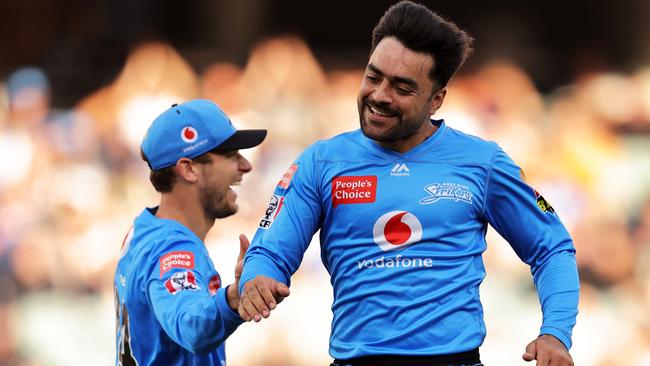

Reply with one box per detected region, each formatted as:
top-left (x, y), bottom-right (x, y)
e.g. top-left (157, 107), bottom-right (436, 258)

top-left (258, 282), bottom-right (279, 311)
top-left (234, 234), bottom-right (250, 281)
top-left (274, 282), bottom-right (290, 304)
top-left (522, 335), bottom-right (574, 366)
top-left (238, 294), bottom-right (262, 322)
top-left (238, 276), bottom-right (289, 322)
top-left (245, 283), bottom-right (270, 320)
top-left (522, 339), bottom-right (537, 362)
top-left (238, 234), bottom-right (250, 262)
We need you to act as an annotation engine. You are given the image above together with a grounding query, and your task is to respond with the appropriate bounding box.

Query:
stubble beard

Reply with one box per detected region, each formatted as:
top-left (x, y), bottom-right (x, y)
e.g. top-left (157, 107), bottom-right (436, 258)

top-left (358, 98), bottom-right (427, 144)
top-left (199, 184), bottom-right (237, 221)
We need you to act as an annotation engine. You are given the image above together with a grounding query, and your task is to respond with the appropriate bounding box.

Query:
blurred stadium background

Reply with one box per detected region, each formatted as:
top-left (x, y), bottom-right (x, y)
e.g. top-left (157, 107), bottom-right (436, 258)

top-left (1, 0), bottom-right (650, 365)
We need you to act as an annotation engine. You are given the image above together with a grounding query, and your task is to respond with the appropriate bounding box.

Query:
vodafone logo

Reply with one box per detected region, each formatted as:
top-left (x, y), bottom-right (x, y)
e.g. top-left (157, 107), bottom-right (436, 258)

top-left (181, 126), bottom-right (198, 143)
top-left (372, 211), bottom-right (422, 251)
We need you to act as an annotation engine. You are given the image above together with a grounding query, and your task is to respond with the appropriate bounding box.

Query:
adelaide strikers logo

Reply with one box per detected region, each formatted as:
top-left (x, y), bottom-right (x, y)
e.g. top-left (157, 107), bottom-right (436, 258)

top-left (181, 126), bottom-right (198, 143)
top-left (372, 211), bottom-right (423, 251)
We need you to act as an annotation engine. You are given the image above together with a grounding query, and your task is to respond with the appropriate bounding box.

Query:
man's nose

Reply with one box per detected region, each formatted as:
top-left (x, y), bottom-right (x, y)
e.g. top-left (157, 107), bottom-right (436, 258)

top-left (370, 80), bottom-right (392, 105)
top-left (239, 154), bottom-right (253, 173)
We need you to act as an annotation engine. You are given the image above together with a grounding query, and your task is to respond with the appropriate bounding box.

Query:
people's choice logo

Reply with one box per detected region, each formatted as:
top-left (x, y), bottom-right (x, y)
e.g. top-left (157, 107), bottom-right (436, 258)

top-left (332, 175), bottom-right (377, 208)
top-left (181, 126), bottom-right (198, 143)
top-left (372, 211), bottom-right (422, 251)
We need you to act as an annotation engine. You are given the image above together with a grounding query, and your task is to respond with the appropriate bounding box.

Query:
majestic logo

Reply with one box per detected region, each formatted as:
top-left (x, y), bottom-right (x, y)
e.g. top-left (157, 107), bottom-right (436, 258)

top-left (164, 271), bottom-right (199, 295)
top-left (259, 194), bottom-right (284, 229)
top-left (181, 126), bottom-right (198, 143)
top-left (332, 176), bottom-right (377, 208)
top-left (419, 183), bottom-right (473, 205)
top-left (278, 164), bottom-right (298, 189)
top-left (390, 163), bottom-right (410, 177)
top-left (372, 211), bottom-right (423, 251)
top-left (160, 251), bottom-right (195, 277)
top-left (208, 274), bottom-right (222, 296)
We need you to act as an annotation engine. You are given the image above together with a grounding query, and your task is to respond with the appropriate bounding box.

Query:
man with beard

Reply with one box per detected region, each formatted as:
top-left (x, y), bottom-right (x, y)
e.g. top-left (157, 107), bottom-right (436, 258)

top-left (113, 99), bottom-right (274, 366)
top-left (238, 2), bottom-right (579, 366)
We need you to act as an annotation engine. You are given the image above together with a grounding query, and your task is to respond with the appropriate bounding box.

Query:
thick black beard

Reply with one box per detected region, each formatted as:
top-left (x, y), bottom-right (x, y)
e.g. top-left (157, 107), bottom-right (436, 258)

top-left (199, 185), bottom-right (236, 221)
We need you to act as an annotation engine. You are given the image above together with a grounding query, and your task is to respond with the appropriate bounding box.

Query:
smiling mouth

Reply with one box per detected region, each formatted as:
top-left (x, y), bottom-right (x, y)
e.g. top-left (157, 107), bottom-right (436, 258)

top-left (367, 104), bottom-right (398, 118)
top-left (229, 180), bottom-right (242, 196)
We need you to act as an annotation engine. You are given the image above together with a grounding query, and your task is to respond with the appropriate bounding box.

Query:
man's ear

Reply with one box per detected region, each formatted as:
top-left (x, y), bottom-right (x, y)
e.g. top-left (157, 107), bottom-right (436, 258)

top-left (175, 158), bottom-right (200, 183)
top-left (429, 87), bottom-right (447, 116)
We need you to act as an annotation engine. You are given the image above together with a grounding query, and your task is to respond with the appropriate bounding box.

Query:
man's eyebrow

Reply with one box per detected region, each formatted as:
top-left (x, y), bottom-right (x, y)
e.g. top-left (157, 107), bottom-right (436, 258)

top-left (367, 63), bottom-right (418, 89)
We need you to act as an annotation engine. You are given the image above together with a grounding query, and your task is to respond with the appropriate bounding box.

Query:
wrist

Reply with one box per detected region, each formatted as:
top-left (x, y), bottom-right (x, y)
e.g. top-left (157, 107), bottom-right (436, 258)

top-left (226, 284), bottom-right (239, 311)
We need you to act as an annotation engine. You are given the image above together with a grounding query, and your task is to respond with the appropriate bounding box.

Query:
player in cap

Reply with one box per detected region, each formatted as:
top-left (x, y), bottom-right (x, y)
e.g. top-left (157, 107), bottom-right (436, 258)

top-left (113, 99), bottom-right (275, 366)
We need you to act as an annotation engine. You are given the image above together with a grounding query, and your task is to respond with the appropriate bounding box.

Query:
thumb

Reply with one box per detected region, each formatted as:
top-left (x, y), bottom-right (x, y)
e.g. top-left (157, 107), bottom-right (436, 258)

top-left (522, 339), bottom-right (537, 362)
top-left (238, 234), bottom-right (250, 262)
top-left (274, 282), bottom-right (291, 297)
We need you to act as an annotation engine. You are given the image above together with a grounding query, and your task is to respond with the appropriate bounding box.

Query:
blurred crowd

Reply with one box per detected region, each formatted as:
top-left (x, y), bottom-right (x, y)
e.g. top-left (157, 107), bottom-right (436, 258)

top-left (0, 37), bottom-right (649, 365)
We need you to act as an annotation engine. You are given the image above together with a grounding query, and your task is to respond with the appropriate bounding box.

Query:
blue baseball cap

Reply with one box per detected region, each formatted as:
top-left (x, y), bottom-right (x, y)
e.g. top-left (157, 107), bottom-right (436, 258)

top-left (141, 99), bottom-right (267, 170)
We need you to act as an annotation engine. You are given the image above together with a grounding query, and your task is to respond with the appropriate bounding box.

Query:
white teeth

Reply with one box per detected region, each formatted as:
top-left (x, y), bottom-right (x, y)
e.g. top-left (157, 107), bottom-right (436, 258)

top-left (230, 181), bottom-right (242, 191)
top-left (370, 105), bottom-right (392, 117)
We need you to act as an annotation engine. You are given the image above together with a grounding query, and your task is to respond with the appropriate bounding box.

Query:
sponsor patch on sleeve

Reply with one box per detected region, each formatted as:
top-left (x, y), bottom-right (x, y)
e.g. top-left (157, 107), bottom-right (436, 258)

top-left (164, 271), bottom-right (200, 295)
top-left (278, 164), bottom-right (298, 189)
top-left (534, 189), bottom-right (555, 214)
top-left (259, 194), bottom-right (284, 229)
top-left (208, 274), bottom-right (222, 296)
top-left (160, 251), bottom-right (195, 277)
top-left (332, 176), bottom-right (377, 208)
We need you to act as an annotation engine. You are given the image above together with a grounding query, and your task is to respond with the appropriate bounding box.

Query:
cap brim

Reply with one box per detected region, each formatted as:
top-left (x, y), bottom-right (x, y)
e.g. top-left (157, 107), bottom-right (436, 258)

top-left (215, 129), bottom-right (267, 151)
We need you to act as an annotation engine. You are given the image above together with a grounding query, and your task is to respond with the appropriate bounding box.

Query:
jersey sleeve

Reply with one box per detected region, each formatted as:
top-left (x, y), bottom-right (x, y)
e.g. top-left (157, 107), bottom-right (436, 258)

top-left (240, 144), bottom-right (322, 292)
top-left (147, 238), bottom-right (242, 353)
top-left (482, 146), bottom-right (580, 349)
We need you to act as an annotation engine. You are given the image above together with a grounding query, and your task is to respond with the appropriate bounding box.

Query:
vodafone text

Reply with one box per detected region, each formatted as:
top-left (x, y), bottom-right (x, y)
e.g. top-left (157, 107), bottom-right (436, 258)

top-left (356, 255), bottom-right (433, 269)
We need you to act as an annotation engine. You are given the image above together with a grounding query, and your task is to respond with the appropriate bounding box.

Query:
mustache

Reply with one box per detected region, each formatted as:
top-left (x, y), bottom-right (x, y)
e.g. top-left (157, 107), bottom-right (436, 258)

top-left (364, 99), bottom-right (400, 116)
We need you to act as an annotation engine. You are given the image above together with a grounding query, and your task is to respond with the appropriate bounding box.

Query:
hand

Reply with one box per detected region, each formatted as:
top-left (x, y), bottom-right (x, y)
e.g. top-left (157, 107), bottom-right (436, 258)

top-left (226, 234), bottom-right (250, 311)
top-left (238, 275), bottom-right (290, 322)
top-left (523, 334), bottom-right (574, 366)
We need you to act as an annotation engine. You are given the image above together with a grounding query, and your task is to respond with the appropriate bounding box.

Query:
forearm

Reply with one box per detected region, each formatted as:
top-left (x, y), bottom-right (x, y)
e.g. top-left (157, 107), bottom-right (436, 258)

top-left (533, 250), bottom-right (580, 349)
top-left (169, 290), bottom-right (242, 353)
top-left (240, 248), bottom-right (292, 294)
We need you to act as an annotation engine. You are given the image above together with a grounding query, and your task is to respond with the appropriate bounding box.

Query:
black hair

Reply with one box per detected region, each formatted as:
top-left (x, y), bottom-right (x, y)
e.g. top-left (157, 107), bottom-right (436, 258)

top-left (371, 1), bottom-right (474, 89)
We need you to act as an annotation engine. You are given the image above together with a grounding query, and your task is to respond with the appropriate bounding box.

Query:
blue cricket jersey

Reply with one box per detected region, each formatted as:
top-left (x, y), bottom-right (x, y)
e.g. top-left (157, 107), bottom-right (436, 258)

top-left (114, 208), bottom-right (243, 366)
top-left (240, 120), bottom-right (579, 359)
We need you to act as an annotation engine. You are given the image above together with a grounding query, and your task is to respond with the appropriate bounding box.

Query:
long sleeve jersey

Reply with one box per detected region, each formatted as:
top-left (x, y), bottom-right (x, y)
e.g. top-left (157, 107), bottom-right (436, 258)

top-left (114, 208), bottom-right (242, 366)
top-left (241, 120), bottom-right (579, 359)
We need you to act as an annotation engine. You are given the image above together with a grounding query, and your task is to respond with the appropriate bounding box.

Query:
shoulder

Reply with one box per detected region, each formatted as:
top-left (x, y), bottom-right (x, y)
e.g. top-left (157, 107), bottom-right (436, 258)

top-left (440, 124), bottom-right (500, 165)
top-left (133, 214), bottom-right (203, 258)
top-left (303, 129), bottom-right (366, 161)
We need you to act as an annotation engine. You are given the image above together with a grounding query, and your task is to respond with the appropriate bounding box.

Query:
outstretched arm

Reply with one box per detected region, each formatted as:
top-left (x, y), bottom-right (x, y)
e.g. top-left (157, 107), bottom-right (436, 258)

top-left (238, 145), bottom-right (323, 322)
